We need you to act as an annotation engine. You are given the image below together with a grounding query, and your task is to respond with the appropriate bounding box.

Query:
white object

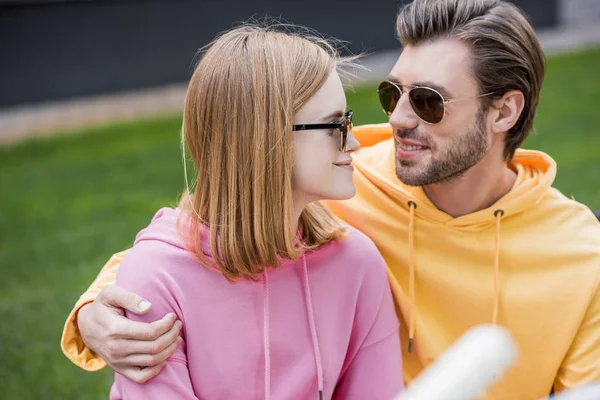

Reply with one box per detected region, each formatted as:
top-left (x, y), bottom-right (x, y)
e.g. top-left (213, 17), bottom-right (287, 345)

top-left (547, 382), bottom-right (600, 400)
top-left (395, 325), bottom-right (518, 400)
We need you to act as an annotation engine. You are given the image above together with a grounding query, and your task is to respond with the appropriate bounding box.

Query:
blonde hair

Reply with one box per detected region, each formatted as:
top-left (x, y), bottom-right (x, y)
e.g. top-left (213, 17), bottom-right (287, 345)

top-left (180, 23), bottom-right (352, 282)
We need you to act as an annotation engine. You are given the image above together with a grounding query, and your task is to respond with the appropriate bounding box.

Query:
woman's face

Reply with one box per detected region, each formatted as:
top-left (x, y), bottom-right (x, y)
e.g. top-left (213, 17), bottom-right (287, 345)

top-left (291, 70), bottom-right (360, 206)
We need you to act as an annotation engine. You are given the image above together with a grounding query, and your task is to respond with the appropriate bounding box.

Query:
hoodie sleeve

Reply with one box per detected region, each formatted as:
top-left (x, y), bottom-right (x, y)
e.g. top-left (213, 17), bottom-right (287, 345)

top-left (554, 273), bottom-right (600, 393)
top-left (111, 241), bottom-right (198, 399)
top-left (333, 235), bottom-right (404, 399)
top-left (61, 250), bottom-right (127, 371)
top-left (112, 348), bottom-right (198, 400)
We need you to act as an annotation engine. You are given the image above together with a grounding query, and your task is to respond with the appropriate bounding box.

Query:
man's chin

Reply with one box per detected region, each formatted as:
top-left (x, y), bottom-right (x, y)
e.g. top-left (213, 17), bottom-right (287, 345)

top-left (395, 166), bottom-right (429, 187)
top-left (396, 176), bottom-right (426, 187)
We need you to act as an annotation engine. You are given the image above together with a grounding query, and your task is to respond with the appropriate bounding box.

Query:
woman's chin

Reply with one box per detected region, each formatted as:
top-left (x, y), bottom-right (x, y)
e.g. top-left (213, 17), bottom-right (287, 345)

top-left (325, 185), bottom-right (357, 201)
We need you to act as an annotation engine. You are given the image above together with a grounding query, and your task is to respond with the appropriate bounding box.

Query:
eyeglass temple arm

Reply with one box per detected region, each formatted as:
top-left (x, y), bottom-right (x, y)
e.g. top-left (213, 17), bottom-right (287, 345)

top-left (444, 92), bottom-right (496, 104)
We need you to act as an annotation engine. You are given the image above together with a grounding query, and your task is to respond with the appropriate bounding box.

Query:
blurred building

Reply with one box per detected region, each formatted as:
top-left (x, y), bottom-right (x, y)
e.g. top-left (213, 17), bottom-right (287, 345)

top-left (1, 0), bottom-right (599, 143)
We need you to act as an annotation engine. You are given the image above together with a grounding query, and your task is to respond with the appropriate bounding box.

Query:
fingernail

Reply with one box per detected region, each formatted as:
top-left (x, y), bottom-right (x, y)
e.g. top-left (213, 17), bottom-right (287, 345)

top-left (175, 320), bottom-right (183, 329)
top-left (138, 300), bottom-right (151, 312)
top-left (177, 337), bottom-right (183, 344)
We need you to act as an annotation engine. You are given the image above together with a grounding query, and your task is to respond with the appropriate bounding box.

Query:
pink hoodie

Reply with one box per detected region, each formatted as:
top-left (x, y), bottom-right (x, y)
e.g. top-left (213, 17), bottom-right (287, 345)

top-left (110, 207), bottom-right (403, 399)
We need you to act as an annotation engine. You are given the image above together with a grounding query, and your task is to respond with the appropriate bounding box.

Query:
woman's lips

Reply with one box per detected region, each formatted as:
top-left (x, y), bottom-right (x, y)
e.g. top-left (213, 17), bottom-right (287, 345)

top-left (333, 160), bottom-right (354, 171)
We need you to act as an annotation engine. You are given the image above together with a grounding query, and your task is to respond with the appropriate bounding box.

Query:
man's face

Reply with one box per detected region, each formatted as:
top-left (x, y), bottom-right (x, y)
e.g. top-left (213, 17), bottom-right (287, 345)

top-left (388, 38), bottom-right (492, 186)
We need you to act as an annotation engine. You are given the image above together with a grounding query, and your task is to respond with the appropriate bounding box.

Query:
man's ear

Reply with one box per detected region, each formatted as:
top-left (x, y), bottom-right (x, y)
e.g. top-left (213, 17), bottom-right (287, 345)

top-left (490, 90), bottom-right (525, 134)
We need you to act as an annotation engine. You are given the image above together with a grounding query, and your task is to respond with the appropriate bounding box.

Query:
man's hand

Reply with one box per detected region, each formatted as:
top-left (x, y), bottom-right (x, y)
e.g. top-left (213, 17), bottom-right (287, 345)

top-left (77, 284), bottom-right (182, 383)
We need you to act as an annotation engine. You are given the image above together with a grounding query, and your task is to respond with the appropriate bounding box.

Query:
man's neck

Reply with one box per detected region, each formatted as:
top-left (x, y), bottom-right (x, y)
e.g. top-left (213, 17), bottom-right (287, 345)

top-left (423, 154), bottom-right (517, 218)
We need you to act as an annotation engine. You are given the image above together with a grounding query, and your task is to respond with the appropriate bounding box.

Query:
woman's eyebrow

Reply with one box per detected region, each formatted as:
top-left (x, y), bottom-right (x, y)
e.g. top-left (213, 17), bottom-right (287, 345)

top-left (320, 109), bottom-right (346, 122)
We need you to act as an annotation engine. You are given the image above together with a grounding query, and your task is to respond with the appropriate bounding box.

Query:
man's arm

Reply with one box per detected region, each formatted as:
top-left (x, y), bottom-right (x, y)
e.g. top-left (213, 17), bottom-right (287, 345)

top-left (553, 273), bottom-right (600, 393)
top-left (61, 251), bottom-right (127, 371)
top-left (61, 250), bottom-right (181, 383)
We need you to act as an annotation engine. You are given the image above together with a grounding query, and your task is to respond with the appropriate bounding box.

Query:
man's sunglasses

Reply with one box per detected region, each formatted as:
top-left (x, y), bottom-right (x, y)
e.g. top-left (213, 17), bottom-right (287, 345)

top-left (292, 110), bottom-right (353, 152)
top-left (377, 80), bottom-right (494, 124)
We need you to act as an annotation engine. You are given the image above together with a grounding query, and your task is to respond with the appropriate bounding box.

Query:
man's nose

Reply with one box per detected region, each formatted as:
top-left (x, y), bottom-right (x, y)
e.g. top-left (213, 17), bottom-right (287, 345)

top-left (389, 92), bottom-right (419, 131)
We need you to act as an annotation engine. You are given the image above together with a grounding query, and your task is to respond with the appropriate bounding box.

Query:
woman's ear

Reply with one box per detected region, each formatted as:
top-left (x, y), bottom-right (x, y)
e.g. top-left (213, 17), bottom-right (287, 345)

top-left (490, 90), bottom-right (525, 134)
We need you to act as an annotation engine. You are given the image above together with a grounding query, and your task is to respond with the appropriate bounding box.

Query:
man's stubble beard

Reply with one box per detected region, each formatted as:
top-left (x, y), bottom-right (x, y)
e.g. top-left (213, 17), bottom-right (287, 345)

top-left (395, 109), bottom-right (489, 187)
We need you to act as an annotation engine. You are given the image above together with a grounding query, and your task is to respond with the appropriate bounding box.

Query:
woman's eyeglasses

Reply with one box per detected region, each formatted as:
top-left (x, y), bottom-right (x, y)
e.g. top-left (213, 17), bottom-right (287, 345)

top-left (292, 110), bottom-right (353, 152)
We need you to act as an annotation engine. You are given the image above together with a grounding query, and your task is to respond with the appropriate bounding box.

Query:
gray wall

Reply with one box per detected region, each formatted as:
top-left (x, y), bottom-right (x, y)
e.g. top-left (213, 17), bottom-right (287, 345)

top-left (0, 0), bottom-right (558, 108)
top-left (561, 0), bottom-right (600, 26)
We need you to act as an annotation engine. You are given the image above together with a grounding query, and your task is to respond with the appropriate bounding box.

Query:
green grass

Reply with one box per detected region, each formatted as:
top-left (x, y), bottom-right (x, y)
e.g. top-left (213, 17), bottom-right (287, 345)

top-left (1, 47), bottom-right (600, 399)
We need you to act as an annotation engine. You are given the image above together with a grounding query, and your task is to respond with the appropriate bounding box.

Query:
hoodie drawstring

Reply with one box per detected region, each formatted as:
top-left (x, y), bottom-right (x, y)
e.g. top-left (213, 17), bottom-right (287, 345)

top-left (301, 254), bottom-right (324, 400)
top-left (407, 201), bottom-right (417, 353)
top-left (493, 209), bottom-right (504, 325)
top-left (263, 254), bottom-right (323, 400)
top-left (405, 203), bottom-right (504, 350)
top-left (263, 270), bottom-right (271, 400)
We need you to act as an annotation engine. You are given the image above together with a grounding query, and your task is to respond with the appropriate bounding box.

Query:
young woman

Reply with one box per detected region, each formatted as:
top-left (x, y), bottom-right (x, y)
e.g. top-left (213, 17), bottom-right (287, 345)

top-left (109, 24), bottom-right (402, 399)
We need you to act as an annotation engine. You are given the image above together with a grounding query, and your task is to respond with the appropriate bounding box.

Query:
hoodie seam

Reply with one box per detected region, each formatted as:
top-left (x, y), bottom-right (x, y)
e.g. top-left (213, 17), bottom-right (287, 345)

top-left (354, 268), bottom-right (393, 351)
top-left (358, 327), bottom-right (400, 351)
top-left (167, 356), bottom-right (188, 365)
top-left (555, 263), bottom-right (600, 377)
top-left (586, 264), bottom-right (600, 313)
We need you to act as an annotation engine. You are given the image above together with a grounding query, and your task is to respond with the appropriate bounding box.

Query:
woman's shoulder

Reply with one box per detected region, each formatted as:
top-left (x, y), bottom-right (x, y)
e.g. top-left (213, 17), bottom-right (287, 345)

top-left (338, 226), bottom-right (383, 260)
top-left (313, 225), bottom-right (387, 277)
top-left (309, 226), bottom-right (391, 311)
top-left (116, 207), bottom-right (206, 289)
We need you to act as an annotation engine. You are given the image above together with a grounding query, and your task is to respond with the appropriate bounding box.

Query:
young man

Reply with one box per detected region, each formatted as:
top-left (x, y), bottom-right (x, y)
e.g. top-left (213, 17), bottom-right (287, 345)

top-left (62, 0), bottom-right (600, 398)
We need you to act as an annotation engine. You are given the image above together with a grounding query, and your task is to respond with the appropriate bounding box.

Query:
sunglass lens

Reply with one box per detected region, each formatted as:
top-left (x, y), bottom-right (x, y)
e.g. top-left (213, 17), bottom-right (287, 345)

top-left (408, 87), bottom-right (445, 124)
top-left (341, 113), bottom-right (353, 151)
top-left (377, 81), bottom-right (400, 116)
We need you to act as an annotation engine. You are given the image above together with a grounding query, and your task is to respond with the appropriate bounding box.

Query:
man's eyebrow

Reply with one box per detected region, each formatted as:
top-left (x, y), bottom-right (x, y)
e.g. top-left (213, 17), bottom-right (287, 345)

top-left (385, 76), bottom-right (454, 99)
top-left (412, 81), bottom-right (454, 98)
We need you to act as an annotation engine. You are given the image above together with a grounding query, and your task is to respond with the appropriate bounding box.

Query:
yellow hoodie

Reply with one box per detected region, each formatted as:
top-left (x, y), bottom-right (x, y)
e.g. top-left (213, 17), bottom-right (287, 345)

top-left (326, 124), bottom-right (600, 399)
top-left (62, 124), bottom-right (600, 399)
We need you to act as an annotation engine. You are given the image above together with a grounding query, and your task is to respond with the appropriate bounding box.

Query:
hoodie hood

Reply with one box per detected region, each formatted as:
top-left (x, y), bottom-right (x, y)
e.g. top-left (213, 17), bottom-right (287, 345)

top-left (134, 207), bottom-right (186, 246)
top-left (351, 123), bottom-right (557, 231)
top-left (134, 207), bottom-right (220, 262)
top-left (132, 207), bottom-right (324, 400)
